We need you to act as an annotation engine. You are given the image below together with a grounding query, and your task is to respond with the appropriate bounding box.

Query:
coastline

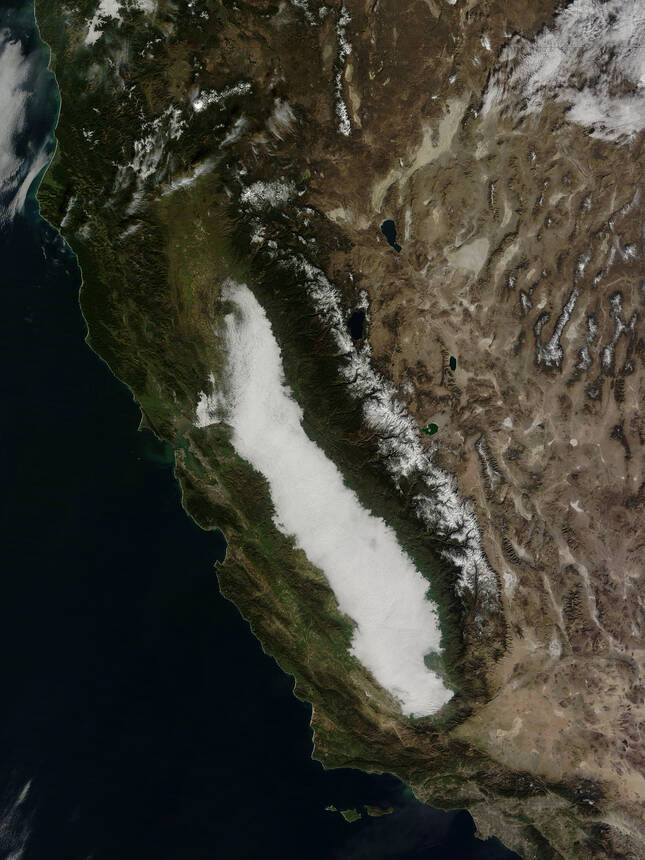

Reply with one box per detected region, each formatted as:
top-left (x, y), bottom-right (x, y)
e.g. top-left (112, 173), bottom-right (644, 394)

top-left (27, 3), bottom-right (529, 853)
top-left (0, 7), bottom-right (500, 859)
top-left (22, 0), bottom-right (628, 856)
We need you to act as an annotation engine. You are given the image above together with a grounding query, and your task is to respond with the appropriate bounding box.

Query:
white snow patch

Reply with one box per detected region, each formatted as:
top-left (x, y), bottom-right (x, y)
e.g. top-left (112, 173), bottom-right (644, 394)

top-left (502, 416), bottom-right (513, 429)
top-left (570, 499), bottom-right (584, 513)
top-left (240, 178), bottom-right (296, 209)
top-left (570, 438), bottom-right (578, 447)
top-left (289, 0), bottom-right (316, 24)
top-left (600, 291), bottom-right (635, 373)
top-left (535, 289), bottom-right (579, 368)
top-left (199, 282), bottom-right (452, 717)
top-left (282, 254), bottom-right (499, 607)
top-left (576, 249), bottom-right (591, 279)
top-left (335, 7), bottom-right (352, 136)
top-left (250, 224), bottom-right (266, 246)
top-left (191, 81), bottom-right (252, 113)
top-left (483, 0), bottom-right (645, 142)
top-left (85, 0), bottom-right (156, 44)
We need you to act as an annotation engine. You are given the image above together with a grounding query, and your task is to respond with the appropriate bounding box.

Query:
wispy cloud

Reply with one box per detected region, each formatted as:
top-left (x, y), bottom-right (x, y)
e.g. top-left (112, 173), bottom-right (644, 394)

top-left (484, 0), bottom-right (645, 142)
top-left (0, 777), bottom-right (33, 860)
top-left (0, 35), bottom-right (28, 195)
top-left (0, 30), bottom-right (52, 225)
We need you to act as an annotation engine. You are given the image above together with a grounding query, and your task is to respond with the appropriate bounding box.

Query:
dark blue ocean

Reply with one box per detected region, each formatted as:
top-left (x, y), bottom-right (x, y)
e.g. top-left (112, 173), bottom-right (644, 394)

top-left (0, 5), bottom-right (520, 858)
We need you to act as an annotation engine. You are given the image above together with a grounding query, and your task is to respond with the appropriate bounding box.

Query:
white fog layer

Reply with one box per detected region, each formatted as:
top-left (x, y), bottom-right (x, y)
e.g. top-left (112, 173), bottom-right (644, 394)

top-left (196, 282), bottom-right (452, 717)
top-left (0, 32), bottom-right (51, 225)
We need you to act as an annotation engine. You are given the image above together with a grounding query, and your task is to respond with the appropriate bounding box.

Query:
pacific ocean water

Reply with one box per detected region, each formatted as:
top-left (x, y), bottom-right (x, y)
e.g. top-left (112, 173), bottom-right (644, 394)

top-left (0, 4), bottom-right (521, 858)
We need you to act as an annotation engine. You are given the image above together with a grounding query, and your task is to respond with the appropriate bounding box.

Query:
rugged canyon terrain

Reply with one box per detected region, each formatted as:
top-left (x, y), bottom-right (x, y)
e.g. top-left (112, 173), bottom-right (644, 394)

top-left (36, 0), bottom-right (645, 856)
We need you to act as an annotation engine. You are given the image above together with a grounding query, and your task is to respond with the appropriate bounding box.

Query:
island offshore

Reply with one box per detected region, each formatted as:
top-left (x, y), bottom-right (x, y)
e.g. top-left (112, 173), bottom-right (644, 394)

top-left (31, 0), bottom-right (645, 858)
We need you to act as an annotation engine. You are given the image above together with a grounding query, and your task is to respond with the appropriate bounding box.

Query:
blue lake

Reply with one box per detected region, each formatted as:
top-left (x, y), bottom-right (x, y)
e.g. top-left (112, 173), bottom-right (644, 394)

top-left (381, 219), bottom-right (402, 252)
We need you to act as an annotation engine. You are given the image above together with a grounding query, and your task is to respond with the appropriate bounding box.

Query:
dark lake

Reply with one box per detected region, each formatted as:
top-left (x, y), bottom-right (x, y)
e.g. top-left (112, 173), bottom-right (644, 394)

top-left (0, 4), bottom-right (521, 858)
top-left (380, 219), bottom-right (402, 252)
top-left (348, 309), bottom-right (366, 340)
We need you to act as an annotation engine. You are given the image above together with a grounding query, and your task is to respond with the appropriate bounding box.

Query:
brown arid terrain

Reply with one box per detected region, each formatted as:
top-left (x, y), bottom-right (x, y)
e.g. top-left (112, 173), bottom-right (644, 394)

top-left (261, 0), bottom-right (645, 850)
top-left (37, 0), bottom-right (645, 856)
top-left (318, 2), bottom-right (645, 845)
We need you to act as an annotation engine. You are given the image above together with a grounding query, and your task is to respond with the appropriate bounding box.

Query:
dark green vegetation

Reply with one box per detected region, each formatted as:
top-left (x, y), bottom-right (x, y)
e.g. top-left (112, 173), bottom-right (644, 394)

top-left (36, 0), bottom-right (398, 764)
top-left (34, 0), bottom-right (484, 732)
top-left (33, 2), bottom-right (609, 856)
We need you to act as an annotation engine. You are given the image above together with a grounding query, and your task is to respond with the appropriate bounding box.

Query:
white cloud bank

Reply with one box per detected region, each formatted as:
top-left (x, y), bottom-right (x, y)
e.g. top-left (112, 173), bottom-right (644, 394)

top-left (483, 0), bottom-right (645, 142)
top-left (196, 282), bottom-right (452, 717)
top-left (0, 31), bottom-right (52, 226)
top-left (0, 35), bottom-right (29, 197)
top-left (85, 0), bottom-right (122, 44)
top-left (240, 178), bottom-right (296, 210)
